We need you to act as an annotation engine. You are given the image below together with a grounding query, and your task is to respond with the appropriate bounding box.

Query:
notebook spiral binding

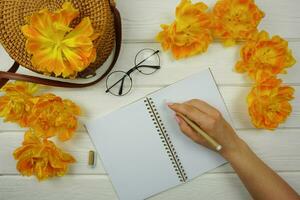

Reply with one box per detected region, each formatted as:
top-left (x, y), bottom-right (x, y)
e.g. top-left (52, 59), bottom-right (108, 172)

top-left (144, 97), bottom-right (188, 183)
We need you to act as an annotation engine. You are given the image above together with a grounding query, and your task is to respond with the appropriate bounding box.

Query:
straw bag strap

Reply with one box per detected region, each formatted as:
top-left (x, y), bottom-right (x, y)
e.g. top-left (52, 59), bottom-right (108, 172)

top-left (0, 4), bottom-right (122, 89)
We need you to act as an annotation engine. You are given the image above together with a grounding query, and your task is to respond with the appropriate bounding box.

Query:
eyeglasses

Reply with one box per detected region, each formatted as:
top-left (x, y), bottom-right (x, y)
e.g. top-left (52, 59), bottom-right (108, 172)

top-left (106, 48), bottom-right (161, 96)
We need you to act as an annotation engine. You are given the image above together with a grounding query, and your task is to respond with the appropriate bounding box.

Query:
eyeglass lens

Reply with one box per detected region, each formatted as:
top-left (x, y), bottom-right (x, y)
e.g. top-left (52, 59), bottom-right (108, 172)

top-left (106, 71), bottom-right (132, 96)
top-left (135, 49), bottom-right (160, 75)
top-left (106, 48), bottom-right (160, 96)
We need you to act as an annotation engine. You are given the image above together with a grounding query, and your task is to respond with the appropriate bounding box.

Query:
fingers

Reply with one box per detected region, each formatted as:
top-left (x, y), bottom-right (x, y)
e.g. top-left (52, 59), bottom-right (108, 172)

top-left (176, 115), bottom-right (210, 148)
top-left (168, 102), bottom-right (214, 130)
top-left (185, 99), bottom-right (221, 119)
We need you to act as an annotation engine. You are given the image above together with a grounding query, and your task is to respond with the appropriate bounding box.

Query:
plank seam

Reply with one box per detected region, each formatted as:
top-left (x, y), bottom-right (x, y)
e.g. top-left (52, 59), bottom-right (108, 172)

top-left (1, 171), bottom-right (300, 177)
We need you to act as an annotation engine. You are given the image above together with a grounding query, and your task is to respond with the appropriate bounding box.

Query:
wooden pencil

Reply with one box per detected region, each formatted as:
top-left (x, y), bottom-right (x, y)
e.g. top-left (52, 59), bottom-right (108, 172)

top-left (176, 113), bottom-right (222, 151)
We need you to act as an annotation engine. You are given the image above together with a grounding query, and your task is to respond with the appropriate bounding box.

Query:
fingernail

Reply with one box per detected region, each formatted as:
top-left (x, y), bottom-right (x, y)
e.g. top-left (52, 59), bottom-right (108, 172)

top-left (175, 115), bottom-right (181, 124)
top-left (165, 102), bottom-right (174, 107)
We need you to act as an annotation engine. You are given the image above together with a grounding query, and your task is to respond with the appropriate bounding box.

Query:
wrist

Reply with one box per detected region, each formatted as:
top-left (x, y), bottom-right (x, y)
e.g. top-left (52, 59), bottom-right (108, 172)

top-left (220, 137), bottom-right (251, 163)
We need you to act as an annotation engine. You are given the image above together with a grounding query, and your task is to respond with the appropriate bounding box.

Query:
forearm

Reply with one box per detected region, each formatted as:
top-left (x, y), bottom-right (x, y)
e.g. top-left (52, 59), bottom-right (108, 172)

top-left (169, 100), bottom-right (299, 199)
top-left (223, 139), bottom-right (299, 200)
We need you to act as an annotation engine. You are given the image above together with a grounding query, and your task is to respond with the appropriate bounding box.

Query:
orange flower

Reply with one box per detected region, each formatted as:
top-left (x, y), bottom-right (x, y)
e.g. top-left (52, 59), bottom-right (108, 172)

top-left (22, 2), bottom-right (99, 78)
top-left (1, 81), bottom-right (39, 96)
top-left (28, 94), bottom-right (81, 141)
top-left (212, 0), bottom-right (265, 46)
top-left (235, 31), bottom-right (296, 82)
top-left (13, 130), bottom-right (76, 180)
top-left (0, 82), bottom-right (39, 126)
top-left (156, 0), bottom-right (213, 59)
top-left (247, 77), bottom-right (294, 129)
top-left (0, 81), bottom-right (81, 140)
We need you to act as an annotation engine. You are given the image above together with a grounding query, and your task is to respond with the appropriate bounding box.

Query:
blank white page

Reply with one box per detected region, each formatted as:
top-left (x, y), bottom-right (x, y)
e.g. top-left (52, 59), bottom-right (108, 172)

top-left (148, 68), bottom-right (228, 180)
top-left (85, 100), bottom-right (180, 200)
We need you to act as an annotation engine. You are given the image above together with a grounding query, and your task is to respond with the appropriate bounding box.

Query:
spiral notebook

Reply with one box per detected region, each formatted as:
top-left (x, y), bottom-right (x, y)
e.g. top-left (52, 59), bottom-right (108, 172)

top-left (85, 68), bottom-right (231, 200)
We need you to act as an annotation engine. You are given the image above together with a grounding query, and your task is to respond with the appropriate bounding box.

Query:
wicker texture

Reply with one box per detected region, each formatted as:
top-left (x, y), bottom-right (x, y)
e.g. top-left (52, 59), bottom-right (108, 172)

top-left (0, 0), bottom-right (115, 78)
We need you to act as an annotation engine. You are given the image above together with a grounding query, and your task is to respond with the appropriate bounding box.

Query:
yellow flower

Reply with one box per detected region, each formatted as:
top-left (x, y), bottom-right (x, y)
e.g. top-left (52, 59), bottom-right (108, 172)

top-left (22, 2), bottom-right (99, 78)
top-left (0, 95), bottom-right (32, 127)
top-left (247, 77), bottom-right (294, 130)
top-left (13, 130), bottom-right (76, 180)
top-left (235, 31), bottom-right (296, 83)
top-left (0, 81), bottom-right (80, 181)
top-left (1, 81), bottom-right (39, 96)
top-left (0, 82), bottom-right (39, 126)
top-left (28, 94), bottom-right (81, 141)
top-left (212, 0), bottom-right (265, 46)
top-left (156, 0), bottom-right (213, 59)
top-left (0, 81), bottom-right (81, 140)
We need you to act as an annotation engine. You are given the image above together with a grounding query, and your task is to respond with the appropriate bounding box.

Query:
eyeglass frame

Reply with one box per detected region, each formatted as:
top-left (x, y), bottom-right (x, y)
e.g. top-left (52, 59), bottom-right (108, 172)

top-left (105, 49), bottom-right (161, 96)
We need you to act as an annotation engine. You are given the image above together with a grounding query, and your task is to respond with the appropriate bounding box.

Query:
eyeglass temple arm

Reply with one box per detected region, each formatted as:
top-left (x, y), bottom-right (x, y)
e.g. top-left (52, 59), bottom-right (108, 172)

top-left (115, 66), bottom-right (141, 94)
top-left (105, 75), bottom-right (127, 93)
top-left (106, 50), bottom-right (160, 93)
top-left (135, 50), bottom-right (160, 67)
top-left (136, 65), bottom-right (160, 69)
top-left (105, 65), bottom-right (160, 93)
top-left (118, 77), bottom-right (125, 95)
top-left (105, 67), bottom-right (135, 92)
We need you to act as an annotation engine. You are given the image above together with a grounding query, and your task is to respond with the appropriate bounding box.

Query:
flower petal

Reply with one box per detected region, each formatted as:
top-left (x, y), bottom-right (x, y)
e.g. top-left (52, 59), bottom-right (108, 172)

top-left (13, 130), bottom-right (75, 180)
top-left (156, 0), bottom-right (213, 59)
top-left (212, 0), bottom-right (265, 46)
top-left (22, 2), bottom-right (99, 77)
top-left (247, 77), bottom-right (294, 130)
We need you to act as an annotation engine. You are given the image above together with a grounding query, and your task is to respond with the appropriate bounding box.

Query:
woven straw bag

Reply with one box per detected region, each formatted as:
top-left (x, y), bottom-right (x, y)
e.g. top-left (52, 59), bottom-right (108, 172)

top-left (0, 0), bottom-right (121, 88)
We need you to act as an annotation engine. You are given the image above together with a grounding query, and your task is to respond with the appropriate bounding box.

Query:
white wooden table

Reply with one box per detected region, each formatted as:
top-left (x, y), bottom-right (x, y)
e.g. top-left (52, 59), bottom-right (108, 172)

top-left (0, 0), bottom-right (300, 199)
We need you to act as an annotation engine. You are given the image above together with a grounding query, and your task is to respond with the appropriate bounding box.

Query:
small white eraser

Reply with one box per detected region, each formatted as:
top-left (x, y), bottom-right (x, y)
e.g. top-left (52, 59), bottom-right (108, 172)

top-left (216, 145), bottom-right (222, 151)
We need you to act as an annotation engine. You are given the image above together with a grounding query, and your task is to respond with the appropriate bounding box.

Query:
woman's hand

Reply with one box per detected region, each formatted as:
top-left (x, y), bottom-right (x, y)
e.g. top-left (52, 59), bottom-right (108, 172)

top-left (169, 99), bottom-right (299, 200)
top-left (168, 99), bottom-right (245, 160)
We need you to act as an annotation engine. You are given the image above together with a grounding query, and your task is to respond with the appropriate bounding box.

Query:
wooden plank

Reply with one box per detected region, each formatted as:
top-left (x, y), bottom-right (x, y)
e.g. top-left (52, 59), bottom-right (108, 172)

top-left (0, 173), bottom-right (299, 200)
top-left (1, 129), bottom-right (300, 175)
top-left (116, 0), bottom-right (300, 41)
top-left (0, 175), bottom-right (117, 200)
top-left (1, 42), bottom-right (300, 86)
top-left (0, 0), bottom-right (299, 43)
top-left (1, 85), bottom-right (299, 130)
